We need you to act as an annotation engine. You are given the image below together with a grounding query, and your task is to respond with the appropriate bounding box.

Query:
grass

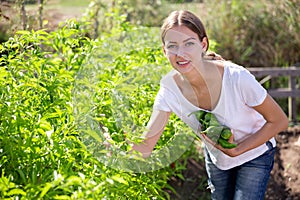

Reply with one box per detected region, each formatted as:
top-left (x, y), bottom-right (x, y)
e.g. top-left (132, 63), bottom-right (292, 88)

top-left (24, 0), bottom-right (87, 9)
top-left (55, 0), bottom-right (90, 7)
top-left (23, 0), bottom-right (91, 21)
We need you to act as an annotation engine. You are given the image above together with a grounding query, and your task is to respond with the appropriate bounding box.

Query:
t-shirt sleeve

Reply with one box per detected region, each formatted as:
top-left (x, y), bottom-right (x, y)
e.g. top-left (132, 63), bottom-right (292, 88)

top-left (153, 86), bottom-right (172, 112)
top-left (239, 70), bottom-right (267, 107)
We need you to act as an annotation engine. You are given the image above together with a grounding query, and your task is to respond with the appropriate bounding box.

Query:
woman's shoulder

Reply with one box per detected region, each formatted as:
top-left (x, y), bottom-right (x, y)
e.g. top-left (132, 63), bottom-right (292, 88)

top-left (222, 61), bottom-right (259, 89)
top-left (223, 61), bottom-right (250, 76)
top-left (160, 70), bottom-right (177, 85)
top-left (224, 61), bottom-right (245, 70)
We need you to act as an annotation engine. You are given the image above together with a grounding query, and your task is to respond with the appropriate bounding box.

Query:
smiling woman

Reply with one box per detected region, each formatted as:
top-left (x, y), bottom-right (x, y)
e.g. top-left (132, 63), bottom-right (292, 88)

top-left (129, 10), bottom-right (289, 200)
top-left (163, 26), bottom-right (207, 74)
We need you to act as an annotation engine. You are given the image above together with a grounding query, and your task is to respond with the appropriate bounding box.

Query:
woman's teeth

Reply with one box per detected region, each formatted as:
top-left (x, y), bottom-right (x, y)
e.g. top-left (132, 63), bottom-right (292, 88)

top-left (177, 60), bottom-right (189, 65)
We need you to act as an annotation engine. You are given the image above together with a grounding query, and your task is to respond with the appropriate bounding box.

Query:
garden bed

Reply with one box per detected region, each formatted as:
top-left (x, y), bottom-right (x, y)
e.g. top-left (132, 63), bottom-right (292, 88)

top-left (166, 127), bottom-right (300, 200)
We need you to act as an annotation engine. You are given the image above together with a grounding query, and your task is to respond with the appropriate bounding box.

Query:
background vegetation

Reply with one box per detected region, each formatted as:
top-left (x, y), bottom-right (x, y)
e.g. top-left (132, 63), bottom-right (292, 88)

top-left (0, 0), bottom-right (299, 199)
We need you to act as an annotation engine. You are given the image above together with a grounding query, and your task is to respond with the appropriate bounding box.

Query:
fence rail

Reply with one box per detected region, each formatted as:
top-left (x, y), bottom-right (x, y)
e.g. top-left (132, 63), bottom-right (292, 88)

top-left (247, 67), bottom-right (300, 124)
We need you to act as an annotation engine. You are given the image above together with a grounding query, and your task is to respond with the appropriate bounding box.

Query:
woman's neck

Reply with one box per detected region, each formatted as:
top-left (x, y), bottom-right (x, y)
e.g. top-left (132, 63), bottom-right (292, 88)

top-left (182, 60), bottom-right (216, 88)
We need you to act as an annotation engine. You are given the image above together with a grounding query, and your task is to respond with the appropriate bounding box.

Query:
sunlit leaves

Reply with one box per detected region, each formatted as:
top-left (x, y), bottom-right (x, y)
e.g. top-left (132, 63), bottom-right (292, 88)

top-left (0, 4), bottom-right (194, 199)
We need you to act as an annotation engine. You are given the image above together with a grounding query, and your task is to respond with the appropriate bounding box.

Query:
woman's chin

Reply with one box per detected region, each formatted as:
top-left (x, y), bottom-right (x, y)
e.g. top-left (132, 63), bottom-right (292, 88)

top-left (175, 64), bottom-right (193, 74)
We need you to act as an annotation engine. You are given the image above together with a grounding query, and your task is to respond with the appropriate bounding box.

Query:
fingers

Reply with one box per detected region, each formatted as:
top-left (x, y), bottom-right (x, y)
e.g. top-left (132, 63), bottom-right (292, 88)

top-left (228, 132), bottom-right (234, 143)
top-left (201, 132), bottom-right (219, 147)
top-left (103, 132), bottom-right (112, 147)
top-left (103, 132), bottom-right (113, 157)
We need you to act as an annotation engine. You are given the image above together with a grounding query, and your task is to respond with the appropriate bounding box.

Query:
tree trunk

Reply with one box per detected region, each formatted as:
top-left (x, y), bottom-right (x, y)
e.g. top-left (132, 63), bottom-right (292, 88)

top-left (20, 0), bottom-right (27, 30)
top-left (38, 0), bottom-right (44, 29)
top-left (93, 7), bottom-right (99, 39)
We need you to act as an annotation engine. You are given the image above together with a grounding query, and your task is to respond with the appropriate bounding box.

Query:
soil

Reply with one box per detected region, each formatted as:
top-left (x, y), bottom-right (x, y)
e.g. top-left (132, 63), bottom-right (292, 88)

top-left (166, 127), bottom-right (300, 200)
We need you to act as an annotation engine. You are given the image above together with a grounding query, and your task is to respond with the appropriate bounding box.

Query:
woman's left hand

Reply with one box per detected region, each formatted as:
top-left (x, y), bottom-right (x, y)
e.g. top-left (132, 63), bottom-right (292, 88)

top-left (201, 132), bottom-right (240, 157)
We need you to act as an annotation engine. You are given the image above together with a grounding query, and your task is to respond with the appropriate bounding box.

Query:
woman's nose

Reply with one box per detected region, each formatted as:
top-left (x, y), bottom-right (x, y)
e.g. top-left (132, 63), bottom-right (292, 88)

top-left (175, 47), bottom-right (190, 60)
top-left (175, 46), bottom-right (185, 57)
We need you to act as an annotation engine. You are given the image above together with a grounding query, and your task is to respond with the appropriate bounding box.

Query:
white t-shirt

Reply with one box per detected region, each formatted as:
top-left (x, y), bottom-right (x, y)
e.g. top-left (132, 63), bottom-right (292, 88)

top-left (153, 61), bottom-right (276, 170)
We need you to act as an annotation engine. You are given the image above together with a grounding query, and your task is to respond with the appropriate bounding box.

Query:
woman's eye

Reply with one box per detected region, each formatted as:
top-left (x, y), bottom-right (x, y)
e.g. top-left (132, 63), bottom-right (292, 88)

top-left (185, 42), bottom-right (195, 47)
top-left (167, 45), bottom-right (177, 49)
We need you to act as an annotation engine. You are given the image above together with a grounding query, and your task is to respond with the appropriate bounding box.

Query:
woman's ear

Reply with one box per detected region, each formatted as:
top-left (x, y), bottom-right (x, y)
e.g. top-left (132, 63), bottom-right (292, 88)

top-left (201, 37), bottom-right (208, 52)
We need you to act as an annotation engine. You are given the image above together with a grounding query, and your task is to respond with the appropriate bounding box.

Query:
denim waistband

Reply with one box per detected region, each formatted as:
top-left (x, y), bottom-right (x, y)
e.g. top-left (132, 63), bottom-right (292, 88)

top-left (266, 141), bottom-right (274, 150)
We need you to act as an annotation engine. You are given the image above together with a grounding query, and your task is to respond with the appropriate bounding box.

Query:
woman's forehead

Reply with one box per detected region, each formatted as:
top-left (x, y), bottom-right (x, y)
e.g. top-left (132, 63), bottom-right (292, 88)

top-left (164, 26), bottom-right (198, 43)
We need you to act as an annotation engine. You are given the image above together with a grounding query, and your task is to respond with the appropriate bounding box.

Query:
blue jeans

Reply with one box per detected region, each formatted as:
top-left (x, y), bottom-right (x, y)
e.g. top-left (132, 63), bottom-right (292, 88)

top-left (204, 141), bottom-right (276, 200)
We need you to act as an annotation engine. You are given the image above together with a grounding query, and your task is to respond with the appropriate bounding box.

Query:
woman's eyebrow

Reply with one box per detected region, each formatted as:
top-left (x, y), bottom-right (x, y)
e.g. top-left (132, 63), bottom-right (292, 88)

top-left (183, 37), bottom-right (197, 42)
top-left (165, 37), bottom-right (197, 44)
top-left (165, 41), bottom-right (176, 44)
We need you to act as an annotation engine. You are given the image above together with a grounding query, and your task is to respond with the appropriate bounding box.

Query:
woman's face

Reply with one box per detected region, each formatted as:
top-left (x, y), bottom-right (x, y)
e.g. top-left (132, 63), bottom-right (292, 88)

top-left (163, 25), bottom-right (207, 74)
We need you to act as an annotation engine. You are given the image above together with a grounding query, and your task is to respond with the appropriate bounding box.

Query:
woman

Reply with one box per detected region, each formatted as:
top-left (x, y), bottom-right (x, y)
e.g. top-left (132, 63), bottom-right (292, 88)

top-left (131, 10), bottom-right (288, 199)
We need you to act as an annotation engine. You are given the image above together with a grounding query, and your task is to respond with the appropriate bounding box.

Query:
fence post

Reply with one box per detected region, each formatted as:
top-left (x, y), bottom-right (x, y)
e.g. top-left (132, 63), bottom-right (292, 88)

top-left (247, 67), bottom-right (300, 124)
top-left (289, 76), bottom-right (297, 124)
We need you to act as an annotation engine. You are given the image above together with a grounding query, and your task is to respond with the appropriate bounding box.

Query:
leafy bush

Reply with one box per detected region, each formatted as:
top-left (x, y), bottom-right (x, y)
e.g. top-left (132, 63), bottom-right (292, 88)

top-left (118, 0), bottom-right (171, 27)
top-left (82, 0), bottom-right (172, 28)
top-left (204, 0), bottom-right (300, 67)
top-left (0, 5), bottom-right (202, 198)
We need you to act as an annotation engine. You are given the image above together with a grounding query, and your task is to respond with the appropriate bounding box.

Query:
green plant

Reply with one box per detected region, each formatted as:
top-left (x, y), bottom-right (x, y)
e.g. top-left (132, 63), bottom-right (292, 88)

top-left (204, 0), bottom-right (300, 67)
top-left (0, 6), bottom-right (207, 198)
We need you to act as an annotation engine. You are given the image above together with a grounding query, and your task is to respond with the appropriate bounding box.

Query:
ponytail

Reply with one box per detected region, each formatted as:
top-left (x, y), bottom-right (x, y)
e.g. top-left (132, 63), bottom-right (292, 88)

top-left (204, 51), bottom-right (224, 61)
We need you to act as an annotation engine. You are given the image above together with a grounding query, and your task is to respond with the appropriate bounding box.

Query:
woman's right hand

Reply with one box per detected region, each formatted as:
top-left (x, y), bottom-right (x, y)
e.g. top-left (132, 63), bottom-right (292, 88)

top-left (103, 132), bottom-right (113, 157)
top-left (131, 110), bottom-right (171, 158)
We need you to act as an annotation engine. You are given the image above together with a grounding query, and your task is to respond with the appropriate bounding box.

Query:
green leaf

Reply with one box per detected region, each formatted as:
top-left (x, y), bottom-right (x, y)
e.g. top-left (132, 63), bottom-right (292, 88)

top-left (82, 129), bottom-right (103, 143)
top-left (53, 195), bottom-right (72, 200)
top-left (111, 175), bottom-right (128, 185)
top-left (16, 169), bottom-right (26, 184)
top-left (64, 176), bottom-right (83, 187)
top-left (7, 188), bottom-right (26, 196)
top-left (15, 30), bottom-right (30, 35)
top-left (39, 183), bottom-right (52, 198)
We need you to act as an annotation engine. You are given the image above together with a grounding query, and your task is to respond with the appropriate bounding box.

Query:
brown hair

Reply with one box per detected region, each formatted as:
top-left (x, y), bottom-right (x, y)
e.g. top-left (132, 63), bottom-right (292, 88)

top-left (161, 10), bottom-right (209, 51)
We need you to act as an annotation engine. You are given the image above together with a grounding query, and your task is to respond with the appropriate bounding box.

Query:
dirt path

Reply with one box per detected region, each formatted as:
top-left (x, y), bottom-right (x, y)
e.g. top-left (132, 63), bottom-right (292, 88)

top-left (267, 129), bottom-right (300, 200)
top-left (166, 129), bottom-right (300, 200)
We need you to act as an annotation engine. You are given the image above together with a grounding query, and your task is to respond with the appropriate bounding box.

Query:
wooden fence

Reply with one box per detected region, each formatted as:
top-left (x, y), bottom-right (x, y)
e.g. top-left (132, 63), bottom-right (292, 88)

top-left (247, 67), bottom-right (300, 124)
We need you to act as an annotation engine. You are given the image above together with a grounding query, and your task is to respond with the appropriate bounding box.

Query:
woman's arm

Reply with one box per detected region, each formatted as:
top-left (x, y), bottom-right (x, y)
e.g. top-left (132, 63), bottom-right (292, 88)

top-left (216, 94), bottom-right (289, 157)
top-left (132, 110), bottom-right (171, 158)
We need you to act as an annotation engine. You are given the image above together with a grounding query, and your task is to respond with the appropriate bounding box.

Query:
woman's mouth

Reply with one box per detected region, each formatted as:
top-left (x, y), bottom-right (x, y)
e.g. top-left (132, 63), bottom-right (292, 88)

top-left (177, 60), bottom-right (190, 67)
